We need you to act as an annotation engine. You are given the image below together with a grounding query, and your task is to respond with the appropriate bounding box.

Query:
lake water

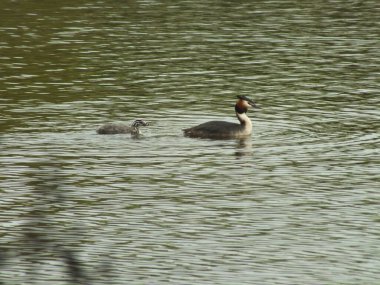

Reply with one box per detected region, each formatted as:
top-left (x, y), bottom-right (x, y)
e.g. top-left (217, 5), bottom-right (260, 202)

top-left (1, 0), bottom-right (379, 284)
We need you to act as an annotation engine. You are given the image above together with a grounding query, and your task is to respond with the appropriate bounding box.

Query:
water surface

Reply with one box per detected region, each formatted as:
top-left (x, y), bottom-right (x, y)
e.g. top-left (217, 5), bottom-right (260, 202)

top-left (1, 1), bottom-right (379, 284)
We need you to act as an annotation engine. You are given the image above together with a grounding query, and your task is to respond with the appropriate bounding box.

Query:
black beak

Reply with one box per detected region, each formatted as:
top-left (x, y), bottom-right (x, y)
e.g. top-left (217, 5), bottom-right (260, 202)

top-left (248, 101), bottom-right (260, 109)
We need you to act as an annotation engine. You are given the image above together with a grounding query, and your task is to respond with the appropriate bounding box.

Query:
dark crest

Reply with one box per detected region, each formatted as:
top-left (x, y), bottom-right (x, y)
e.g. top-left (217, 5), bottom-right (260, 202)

top-left (237, 95), bottom-right (250, 101)
top-left (236, 95), bottom-right (259, 109)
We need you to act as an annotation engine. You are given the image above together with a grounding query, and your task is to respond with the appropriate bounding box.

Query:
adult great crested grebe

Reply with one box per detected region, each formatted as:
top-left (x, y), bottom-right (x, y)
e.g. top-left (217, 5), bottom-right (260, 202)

top-left (97, 119), bottom-right (148, 135)
top-left (183, 95), bottom-right (259, 139)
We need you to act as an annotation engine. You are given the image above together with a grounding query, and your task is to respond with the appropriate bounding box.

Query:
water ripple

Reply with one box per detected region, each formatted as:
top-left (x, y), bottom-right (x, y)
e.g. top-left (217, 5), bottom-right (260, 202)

top-left (1, 0), bottom-right (379, 284)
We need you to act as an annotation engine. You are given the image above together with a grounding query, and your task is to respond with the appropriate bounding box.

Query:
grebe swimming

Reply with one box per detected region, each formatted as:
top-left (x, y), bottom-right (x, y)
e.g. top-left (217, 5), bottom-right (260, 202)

top-left (183, 95), bottom-right (259, 139)
top-left (97, 119), bottom-right (149, 135)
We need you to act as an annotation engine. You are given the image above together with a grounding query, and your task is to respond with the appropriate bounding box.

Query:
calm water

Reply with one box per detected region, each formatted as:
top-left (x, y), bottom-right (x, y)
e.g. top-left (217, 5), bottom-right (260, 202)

top-left (1, 0), bottom-right (379, 284)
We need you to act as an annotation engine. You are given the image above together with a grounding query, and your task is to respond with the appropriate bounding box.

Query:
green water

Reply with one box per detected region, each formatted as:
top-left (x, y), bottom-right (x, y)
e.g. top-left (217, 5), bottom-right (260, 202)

top-left (1, 1), bottom-right (379, 284)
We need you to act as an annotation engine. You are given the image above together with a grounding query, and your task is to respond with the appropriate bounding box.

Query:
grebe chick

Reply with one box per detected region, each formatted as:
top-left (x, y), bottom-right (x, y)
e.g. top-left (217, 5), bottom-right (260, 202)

top-left (97, 119), bottom-right (149, 135)
top-left (183, 95), bottom-right (259, 139)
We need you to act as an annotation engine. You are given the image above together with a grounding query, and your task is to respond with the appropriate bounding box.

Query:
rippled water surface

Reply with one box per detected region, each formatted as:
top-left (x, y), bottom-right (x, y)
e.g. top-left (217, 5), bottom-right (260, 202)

top-left (1, 0), bottom-right (379, 284)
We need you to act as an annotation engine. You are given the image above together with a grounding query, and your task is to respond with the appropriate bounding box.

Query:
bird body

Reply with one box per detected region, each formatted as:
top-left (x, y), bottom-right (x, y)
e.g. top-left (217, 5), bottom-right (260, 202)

top-left (97, 119), bottom-right (148, 135)
top-left (183, 96), bottom-right (258, 139)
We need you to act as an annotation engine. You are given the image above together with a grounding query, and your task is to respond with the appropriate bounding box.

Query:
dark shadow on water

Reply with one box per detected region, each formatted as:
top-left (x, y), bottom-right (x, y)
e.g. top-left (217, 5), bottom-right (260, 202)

top-left (0, 161), bottom-right (116, 285)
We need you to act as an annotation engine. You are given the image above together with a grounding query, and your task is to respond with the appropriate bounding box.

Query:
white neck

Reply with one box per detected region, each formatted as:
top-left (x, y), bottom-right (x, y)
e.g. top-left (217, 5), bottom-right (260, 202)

top-left (236, 112), bottom-right (252, 134)
top-left (132, 127), bottom-right (141, 135)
